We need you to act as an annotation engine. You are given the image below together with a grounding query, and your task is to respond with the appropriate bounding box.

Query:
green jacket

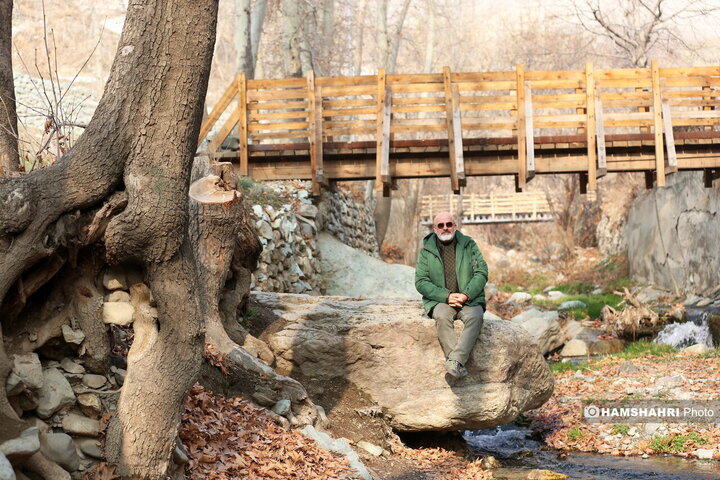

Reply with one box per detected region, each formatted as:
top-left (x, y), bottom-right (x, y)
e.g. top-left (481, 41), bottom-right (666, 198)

top-left (415, 231), bottom-right (489, 314)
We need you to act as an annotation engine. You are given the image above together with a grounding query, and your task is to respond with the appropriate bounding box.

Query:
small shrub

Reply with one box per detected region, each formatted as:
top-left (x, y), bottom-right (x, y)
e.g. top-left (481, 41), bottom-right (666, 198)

top-left (612, 341), bottom-right (676, 360)
top-left (649, 433), bottom-right (707, 453)
top-left (555, 282), bottom-right (595, 295)
top-left (566, 426), bottom-right (583, 442)
top-left (611, 424), bottom-right (630, 436)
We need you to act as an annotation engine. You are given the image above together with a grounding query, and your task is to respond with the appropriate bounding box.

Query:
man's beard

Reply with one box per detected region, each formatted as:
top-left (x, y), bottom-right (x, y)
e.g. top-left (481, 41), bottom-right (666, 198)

top-left (437, 231), bottom-right (456, 243)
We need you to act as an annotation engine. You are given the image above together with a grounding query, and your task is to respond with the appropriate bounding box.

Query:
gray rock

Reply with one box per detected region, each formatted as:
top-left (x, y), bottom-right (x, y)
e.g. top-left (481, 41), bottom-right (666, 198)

top-left (300, 426), bottom-right (372, 480)
top-left (77, 394), bottom-right (102, 418)
top-left (619, 361), bottom-right (642, 374)
top-left (546, 290), bottom-right (568, 300)
top-left (485, 283), bottom-right (498, 300)
top-left (9, 353), bottom-right (43, 392)
top-left (296, 204), bottom-right (318, 218)
top-left (558, 300), bottom-right (587, 311)
top-left (318, 233), bottom-right (419, 300)
top-left (508, 292), bottom-right (532, 304)
top-left (0, 451), bottom-right (14, 480)
top-left (315, 405), bottom-right (330, 429)
top-left (560, 339), bottom-right (588, 357)
top-left (626, 171), bottom-right (720, 298)
top-left (261, 292), bottom-right (553, 432)
top-left (82, 374), bottom-right (106, 389)
top-left (271, 399), bottom-right (291, 416)
top-left (0, 427), bottom-right (40, 462)
top-left (61, 413), bottom-right (100, 437)
top-left (483, 310), bottom-right (502, 321)
top-left (40, 432), bottom-right (80, 472)
top-left (173, 443), bottom-right (189, 465)
top-left (61, 325), bottom-right (85, 345)
top-left (255, 219), bottom-right (273, 240)
top-left (634, 287), bottom-right (668, 304)
top-left (515, 313), bottom-right (564, 355)
top-left (75, 438), bottom-right (102, 459)
top-left (106, 290), bottom-right (131, 303)
top-left (102, 302), bottom-right (135, 326)
top-left (36, 368), bottom-right (76, 418)
top-left (60, 358), bottom-right (85, 375)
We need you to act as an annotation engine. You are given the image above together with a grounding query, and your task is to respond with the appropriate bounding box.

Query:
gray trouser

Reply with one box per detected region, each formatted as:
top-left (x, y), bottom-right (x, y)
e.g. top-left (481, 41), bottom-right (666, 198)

top-left (431, 303), bottom-right (484, 365)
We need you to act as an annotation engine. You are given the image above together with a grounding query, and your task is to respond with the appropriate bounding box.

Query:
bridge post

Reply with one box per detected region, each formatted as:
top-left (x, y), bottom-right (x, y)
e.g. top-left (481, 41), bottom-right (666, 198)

top-left (651, 60), bottom-right (666, 187)
top-left (306, 70), bottom-right (324, 195)
top-left (376, 68), bottom-right (391, 196)
top-left (515, 64), bottom-right (528, 192)
top-left (237, 73), bottom-right (249, 177)
top-left (584, 62), bottom-right (597, 192)
top-left (443, 66), bottom-right (465, 193)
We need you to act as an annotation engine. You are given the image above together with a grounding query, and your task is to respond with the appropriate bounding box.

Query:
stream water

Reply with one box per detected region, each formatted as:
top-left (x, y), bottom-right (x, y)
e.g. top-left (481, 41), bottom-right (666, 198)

top-left (464, 425), bottom-right (720, 480)
top-left (654, 309), bottom-right (718, 349)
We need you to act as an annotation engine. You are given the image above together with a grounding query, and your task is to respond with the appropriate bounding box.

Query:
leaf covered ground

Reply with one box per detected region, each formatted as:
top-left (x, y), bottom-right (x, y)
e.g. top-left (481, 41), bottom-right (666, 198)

top-left (179, 384), bottom-right (493, 480)
top-left (527, 350), bottom-right (720, 459)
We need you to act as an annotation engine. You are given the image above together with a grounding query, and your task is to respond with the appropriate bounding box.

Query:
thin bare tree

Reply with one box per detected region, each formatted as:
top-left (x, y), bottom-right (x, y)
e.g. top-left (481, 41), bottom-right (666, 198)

top-left (0, 0), bottom-right (19, 174)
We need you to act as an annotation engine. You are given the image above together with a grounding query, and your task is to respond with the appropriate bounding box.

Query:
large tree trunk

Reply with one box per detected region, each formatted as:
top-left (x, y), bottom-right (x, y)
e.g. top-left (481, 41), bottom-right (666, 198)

top-left (235, 0), bottom-right (254, 78)
top-left (0, 0), bottom-right (19, 174)
top-left (282, 0), bottom-right (313, 77)
top-left (1, 0), bottom-right (219, 477)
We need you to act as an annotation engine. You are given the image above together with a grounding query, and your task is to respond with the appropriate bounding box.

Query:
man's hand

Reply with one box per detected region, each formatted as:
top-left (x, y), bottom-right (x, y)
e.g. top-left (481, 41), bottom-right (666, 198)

top-left (448, 293), bottom-right (469, 307)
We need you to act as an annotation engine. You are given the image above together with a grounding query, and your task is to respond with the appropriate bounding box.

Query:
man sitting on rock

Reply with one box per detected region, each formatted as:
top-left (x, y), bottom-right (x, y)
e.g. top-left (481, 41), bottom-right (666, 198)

top-left (415, 212), bottom-right (488, 379)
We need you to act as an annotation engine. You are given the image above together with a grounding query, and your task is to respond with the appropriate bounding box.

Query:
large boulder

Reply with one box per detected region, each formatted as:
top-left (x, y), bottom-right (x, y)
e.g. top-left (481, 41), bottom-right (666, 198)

top-left (511, 308), bottom-right (564, 354)
top-left (257, 292), bottom-right (554, 432)
top-left (318, 233), bottom-right (420, 300)
top-left (626, 171), bottom-right (720, 298)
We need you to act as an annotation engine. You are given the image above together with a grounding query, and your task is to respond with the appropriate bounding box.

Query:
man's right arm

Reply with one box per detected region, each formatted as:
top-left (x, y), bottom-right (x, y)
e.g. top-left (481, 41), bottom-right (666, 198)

top-left (415, 250), bottom-right (450, 303)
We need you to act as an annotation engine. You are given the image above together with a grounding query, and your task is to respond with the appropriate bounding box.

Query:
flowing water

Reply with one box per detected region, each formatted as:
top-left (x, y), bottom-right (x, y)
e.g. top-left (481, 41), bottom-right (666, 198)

top-left (464, 425), bottom-right (720, 480)
top-left (654, 310), bottom-right (717, 349)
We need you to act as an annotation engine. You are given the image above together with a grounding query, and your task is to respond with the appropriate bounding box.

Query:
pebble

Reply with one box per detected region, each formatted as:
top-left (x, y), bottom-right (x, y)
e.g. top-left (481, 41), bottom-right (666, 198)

top-left (82, 374), bottom-right (107, 389)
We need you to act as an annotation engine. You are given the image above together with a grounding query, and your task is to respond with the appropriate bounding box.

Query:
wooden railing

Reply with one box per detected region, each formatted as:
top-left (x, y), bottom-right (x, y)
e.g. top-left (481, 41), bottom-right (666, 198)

top-left (199, 62), bottom-right (720, 195)
top-left (420, 192), bottom-right (552, 224)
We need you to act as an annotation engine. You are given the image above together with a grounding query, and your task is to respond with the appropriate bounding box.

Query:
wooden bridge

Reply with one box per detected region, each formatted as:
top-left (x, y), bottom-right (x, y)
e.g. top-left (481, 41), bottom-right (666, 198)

top-left (198, 61), bottom-right (720, 195)
top-left (420, 192), bottom-right (553, 225)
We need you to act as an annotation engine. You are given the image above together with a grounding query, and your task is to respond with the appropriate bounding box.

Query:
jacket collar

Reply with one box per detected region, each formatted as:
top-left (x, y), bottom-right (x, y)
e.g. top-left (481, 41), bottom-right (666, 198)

top-left (422, 230), bottom-right (469, 256)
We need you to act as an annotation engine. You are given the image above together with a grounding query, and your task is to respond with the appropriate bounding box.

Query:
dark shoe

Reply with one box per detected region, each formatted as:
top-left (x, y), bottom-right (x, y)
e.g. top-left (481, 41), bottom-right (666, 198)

top-left (445, 359), bottom-right (467, 378)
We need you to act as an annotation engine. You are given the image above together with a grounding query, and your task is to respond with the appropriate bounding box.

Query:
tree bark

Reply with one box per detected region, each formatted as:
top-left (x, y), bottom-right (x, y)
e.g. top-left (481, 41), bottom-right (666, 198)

top-left (0, 0), bottom-right (219, 477)
top-left (282, 0), bottom-right (313, 77)
top-left (0, 0), bottom-right (19, 174)
top-left (235, 0), bottom-right (254, 78)
top-left (250, 0), bottom-right (267, 72)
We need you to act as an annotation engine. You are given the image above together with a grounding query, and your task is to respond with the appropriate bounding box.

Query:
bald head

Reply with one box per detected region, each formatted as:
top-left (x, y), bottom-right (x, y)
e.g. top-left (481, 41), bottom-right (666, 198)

top-left (433, 211), bottom-right (457, 242)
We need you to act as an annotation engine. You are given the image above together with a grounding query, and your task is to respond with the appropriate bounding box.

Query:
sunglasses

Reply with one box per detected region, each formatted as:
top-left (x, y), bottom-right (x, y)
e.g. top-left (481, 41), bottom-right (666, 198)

top-left (436, 222), bottom-right (454, 229)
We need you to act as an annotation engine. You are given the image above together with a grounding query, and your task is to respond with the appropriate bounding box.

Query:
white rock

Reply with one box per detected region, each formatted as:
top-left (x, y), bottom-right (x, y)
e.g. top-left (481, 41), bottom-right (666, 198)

top-left (696, 448), bottom-right (715, 460)
top-left (682, 344), bottom-right (710, 355)
top-left (483, 310), bottom-right (502, 321)
top-left (508, 291), bottom-right (532, 303)
top-left (547, 290), bottom-right (568, 300)
top-left (102, 302), bottom-right (135, 326)
top-left (357, 441), bottom-right (383, 456)
top-left (0, 451), bottom-right (14, 480)
top-left (36, 368), bottom-right (76, 418)
top-left (61, 325), bottom-right (85, 345)
top-left (558, 300), bottom-right (587, 311)
top-left (107, 290), bottom-right (130, 303)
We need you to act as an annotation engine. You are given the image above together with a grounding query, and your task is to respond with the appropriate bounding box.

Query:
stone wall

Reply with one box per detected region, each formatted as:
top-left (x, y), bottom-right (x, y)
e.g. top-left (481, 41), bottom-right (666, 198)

top-left (625, 171), bottom-right (720, 297)
top-left (322, 189), bottom-right (379, 257)
top-left (248, 183), bottom-right (379, 294)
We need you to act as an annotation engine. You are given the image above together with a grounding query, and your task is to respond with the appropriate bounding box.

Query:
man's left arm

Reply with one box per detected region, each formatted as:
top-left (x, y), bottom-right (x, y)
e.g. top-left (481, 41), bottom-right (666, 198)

top-left (461, 241), bottom-right (488, 302)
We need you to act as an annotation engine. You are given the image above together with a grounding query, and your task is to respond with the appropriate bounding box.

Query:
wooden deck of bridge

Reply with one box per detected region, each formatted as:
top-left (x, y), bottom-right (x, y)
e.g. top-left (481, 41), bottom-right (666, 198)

top-left (198, 62), bottom-right (720, 195)
top-left (420, 192), bottom-right (553, 224)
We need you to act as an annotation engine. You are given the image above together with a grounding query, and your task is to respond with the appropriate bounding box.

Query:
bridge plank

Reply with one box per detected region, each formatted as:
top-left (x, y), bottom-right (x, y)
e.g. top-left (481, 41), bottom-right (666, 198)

top-left (199, 78), bottom-right (238, 144)
top-left (248, 110), bottom-right (310, 120)
top-left (525, 82), bottom-right (535, 180)
top-left (248, 100), bottom-right (307, 110)
top-left (315, 75), bottom-right (377, 87)
top-left (652, 61), bottom-right (666, 187)
top-left (307, 71), bottom-right (323, 195)
top-left (247, 89), bottom-right (309, 101)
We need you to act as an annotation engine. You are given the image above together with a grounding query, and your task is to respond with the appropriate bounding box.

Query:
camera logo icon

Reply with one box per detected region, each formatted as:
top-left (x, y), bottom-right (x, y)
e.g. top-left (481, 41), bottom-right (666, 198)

top-left (584, 405), bottom-right (600, 418)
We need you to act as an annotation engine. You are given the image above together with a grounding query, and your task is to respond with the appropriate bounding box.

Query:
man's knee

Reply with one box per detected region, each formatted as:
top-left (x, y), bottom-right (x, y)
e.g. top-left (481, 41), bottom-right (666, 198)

top-left (459, 305), bottom-right (484, 324)
top-left (431, 303), bottom-right (456, 322)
